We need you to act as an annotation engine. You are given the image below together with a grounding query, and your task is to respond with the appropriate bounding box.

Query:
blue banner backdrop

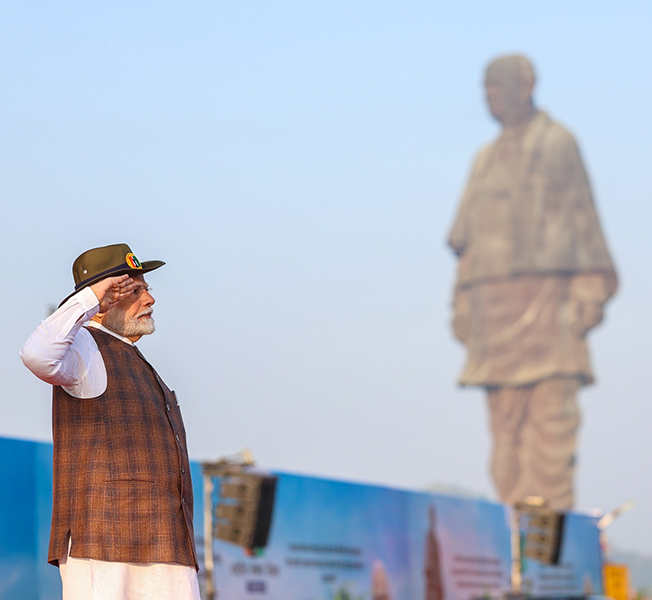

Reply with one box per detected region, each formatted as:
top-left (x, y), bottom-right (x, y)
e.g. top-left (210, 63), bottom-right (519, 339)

top-left (0, 437), bottom-right (602, 599)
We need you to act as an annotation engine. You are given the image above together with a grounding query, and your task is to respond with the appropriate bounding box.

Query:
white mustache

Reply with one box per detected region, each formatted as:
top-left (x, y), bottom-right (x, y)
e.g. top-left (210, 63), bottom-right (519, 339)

top-left (137, 309), bottom-right (154, 318)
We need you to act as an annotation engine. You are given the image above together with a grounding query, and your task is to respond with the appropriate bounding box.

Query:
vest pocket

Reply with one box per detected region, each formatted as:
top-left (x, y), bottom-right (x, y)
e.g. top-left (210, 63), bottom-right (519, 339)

top-left (101, 480), bottom-right (160, 560)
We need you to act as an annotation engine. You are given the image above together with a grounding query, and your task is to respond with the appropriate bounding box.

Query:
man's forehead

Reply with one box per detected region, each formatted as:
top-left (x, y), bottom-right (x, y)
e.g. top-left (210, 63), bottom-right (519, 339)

top-left (484, 55), bottom-right (535, 87)
top-left (484, 65), bottom-right (520, 86)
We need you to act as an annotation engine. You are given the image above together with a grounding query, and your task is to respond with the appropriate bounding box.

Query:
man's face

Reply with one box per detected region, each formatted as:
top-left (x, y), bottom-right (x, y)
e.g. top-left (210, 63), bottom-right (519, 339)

top-left (484, 66), bottom-right (532, 125)
top-left (102, 274), bottom-right (156, 340)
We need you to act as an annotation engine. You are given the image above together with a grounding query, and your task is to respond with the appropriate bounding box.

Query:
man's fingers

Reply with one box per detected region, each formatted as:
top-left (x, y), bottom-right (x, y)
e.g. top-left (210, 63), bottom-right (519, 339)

top-left (116, 278), bottom-right (137, 298)
top-left (91, 274), bottom-right (138, 311)
top-left (107, 274), bottom-right (130, 288)
top-left (113, 275), bottom-right (133, 288)
top-left (108, 276), bottom-right (135, 293)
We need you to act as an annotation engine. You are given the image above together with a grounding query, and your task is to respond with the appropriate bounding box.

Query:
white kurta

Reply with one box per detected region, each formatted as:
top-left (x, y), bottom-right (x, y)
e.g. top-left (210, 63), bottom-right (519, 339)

top-left (20, 288), bottom-right (201, 600)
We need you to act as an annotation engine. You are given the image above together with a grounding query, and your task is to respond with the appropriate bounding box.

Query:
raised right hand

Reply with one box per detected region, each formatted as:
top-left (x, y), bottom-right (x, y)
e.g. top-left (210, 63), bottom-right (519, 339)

top-left (90, 275), bottom-right (137, 313)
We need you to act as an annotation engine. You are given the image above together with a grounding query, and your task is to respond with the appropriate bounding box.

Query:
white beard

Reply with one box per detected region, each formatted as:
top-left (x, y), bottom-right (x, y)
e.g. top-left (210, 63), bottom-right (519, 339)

top-left (103, 306), bottom-right (156, 338)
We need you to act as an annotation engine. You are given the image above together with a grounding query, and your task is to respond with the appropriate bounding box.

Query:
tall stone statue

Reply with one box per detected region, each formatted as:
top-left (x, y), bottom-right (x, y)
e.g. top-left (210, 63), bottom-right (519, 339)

top-left (448, 55), bottom-right (617, 509)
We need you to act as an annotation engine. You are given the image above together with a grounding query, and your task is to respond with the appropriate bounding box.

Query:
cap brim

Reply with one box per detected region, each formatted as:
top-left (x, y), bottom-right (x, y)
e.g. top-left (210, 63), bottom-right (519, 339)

top-left (58, 260), bottom-right (165, 308)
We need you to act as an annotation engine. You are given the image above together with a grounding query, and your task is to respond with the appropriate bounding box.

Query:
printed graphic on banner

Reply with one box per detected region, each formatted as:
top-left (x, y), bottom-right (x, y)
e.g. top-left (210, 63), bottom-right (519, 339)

top-left (207, 473), bottom-right (513, 600)
top-left (520, 512), bottom-right (604, 595)
top-left (203, 472), bottom-right (604, 600)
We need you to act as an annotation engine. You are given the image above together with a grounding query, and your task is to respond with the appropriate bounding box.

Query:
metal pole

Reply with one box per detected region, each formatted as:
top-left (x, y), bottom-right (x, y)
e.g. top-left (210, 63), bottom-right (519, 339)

top-left (204, 473), bottom-right (215, 600)
top-left (510, 506), bottom-right (521, 594)
top-left (201, 450), bottom-right (256, 599)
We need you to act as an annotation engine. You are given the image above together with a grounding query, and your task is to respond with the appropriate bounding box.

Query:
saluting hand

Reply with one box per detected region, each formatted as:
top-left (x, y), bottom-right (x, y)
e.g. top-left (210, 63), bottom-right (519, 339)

top-left (90, 275), bottom-right (137, 313)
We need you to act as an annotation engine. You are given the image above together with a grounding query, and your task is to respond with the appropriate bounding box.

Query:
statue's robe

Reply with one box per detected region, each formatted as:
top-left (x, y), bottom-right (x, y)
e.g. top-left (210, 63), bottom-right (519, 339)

top-left (448, 110), bottom-right (617, 388)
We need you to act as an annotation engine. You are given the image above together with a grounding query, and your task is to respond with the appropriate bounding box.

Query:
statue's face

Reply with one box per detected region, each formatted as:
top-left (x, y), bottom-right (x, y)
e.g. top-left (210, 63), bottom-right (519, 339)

top-left (484, 62), bottom-right (533, 126)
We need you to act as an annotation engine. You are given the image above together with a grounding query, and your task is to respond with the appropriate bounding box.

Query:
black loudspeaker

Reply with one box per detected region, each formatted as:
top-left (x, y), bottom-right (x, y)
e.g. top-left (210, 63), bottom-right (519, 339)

top-left (523, 511), bottom-right (566, 565)
top-left (214, 473), bottom-right (278, 550)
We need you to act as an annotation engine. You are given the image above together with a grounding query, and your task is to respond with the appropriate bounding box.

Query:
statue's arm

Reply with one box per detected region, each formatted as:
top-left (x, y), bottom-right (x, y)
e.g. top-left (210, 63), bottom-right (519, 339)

top-left (448, 146), bottom-right (492, 344)
top-left (548, 125), bottom-right (618, 278)
top-left (546, 125), bottom-right (618, 337)
top-left (448, 146), bottom-right (490, 255)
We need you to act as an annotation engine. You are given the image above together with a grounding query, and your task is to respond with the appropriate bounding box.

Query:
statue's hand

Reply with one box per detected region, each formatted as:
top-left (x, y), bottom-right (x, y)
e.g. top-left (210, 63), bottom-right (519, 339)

top-left (452, 313), bottom-right (470, 343)
top-left (452, 288), bottom-right (471, 343)
top-left (568, 274), bottom-right (612, 336)
top-left (571, 300), bottom-right (604, 336)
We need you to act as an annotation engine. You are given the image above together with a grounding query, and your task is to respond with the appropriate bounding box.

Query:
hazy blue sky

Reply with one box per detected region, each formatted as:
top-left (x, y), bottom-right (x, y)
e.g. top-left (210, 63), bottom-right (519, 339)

top-left (1, 1), bottom-right (651, 554)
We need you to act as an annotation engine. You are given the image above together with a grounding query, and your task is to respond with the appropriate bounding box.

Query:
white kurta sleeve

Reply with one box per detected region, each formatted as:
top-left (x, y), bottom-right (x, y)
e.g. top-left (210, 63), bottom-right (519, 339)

top-left (20, 287), bottom-right (107, 398)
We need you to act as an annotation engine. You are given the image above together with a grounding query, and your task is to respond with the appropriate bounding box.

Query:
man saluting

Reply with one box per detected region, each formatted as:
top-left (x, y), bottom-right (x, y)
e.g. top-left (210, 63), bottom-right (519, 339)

top-left (20, 243), bottom-right (200, 599)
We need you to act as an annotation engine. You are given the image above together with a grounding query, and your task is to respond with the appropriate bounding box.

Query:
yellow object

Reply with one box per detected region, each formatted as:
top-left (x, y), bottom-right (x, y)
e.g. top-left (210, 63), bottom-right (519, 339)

top-left (603, 563), bottom-right (630, 600)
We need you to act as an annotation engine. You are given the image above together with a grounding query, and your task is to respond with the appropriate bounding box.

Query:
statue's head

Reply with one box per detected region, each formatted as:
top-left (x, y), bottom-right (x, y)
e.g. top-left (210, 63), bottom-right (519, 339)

top-left (484, 54), bottom-right (536, 126)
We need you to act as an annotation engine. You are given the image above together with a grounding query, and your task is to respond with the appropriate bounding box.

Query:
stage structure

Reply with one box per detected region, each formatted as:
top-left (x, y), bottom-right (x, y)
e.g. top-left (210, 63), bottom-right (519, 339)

top-left (200, 452), bottom-right (604, 600)
top-left (1, 437), bottom-right (604, 600)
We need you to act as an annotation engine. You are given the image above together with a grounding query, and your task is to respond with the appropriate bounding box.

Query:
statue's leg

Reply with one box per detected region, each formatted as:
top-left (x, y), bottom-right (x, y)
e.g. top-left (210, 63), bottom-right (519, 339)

top-left (486, 386), bottom-right (529, 503)
top-left (515, 377), bottom-right (580, 510)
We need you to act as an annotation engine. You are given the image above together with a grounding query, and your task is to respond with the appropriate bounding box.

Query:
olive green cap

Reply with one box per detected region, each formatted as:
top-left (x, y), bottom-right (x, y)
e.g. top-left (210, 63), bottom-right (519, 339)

top-left (59, 243), bottom-right (165, 307)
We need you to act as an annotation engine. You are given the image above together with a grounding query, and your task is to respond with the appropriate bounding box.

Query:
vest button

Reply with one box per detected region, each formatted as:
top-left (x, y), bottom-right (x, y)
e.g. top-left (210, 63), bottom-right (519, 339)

top-left (182, 497), bottom-right (185, 505)
top-left (181, 467), bottom-right (185, 474)
top-left (176, 434), bottom-right (180, 442)
top-left (166, 404), bottom-right (170, 411)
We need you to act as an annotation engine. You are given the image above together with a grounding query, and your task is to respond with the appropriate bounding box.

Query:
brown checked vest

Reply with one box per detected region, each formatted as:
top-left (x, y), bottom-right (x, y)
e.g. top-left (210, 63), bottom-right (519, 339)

top-left (49, 327), bottom-right (198, 569)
